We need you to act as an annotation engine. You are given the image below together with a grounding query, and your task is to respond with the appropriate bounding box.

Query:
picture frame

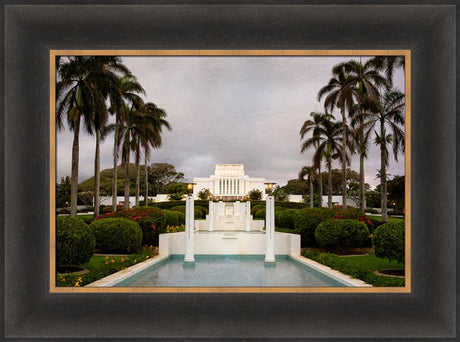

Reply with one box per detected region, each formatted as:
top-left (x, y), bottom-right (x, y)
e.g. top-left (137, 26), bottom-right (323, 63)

top-left (2, 2), bottom-right (456, 340)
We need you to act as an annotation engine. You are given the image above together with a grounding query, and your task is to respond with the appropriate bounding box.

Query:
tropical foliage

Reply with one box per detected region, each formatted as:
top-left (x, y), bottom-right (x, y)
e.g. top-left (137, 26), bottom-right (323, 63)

top-left (300, 55), bottom-right (405, 222)
top-left (56, 56), bottom-right (170, 216)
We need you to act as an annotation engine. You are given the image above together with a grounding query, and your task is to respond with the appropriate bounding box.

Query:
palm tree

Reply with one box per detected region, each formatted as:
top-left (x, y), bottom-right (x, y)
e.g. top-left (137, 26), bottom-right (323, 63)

top-left (119, 99), bottom-right (158, 209)
top-left (110, 75), bottom-right (145, 211)
top-left (87, 57), bottom-right (130, 217)
top-left (56, 57), bottom-right (109, 216)
top-left (318, 69), bottom-right (355, 209)
top-left (300, 112), bottom-right (343, 208)
top-left (369, 56), bottom-right (405, 86)
top-left (298, 166), bottom-right (315, 208)
top-left (353, 89), bottom-right (405, 222)
top-left (139, 102), bottom-right (171, 206)
top-left (332, 59), bottom-right (389, 211)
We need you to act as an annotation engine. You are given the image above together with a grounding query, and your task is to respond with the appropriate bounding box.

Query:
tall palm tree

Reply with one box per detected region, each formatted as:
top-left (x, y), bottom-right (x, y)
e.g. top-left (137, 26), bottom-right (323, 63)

top-left (139, 102), bottom-right (171, 206)
top-left (119, 100), bottom-right (152, 209)
top-left (353, 89), bottom-right (405, 222)
top-left (298, 166), bottom-right (315, 208)
top-left (110, 75), bottom-right (145, 211)
top-left (87, 57), bottom-right (130, 217)
top-left (56, 57), bottom-right (108, 216)
top-left (369, 56), bottom-right (405, 86)
top-left (300, 112), bottom-right (343, 208)
top-left (332, 59), bottom-right (389, 211)
top-left (318, 69), bottom-right (355, 209)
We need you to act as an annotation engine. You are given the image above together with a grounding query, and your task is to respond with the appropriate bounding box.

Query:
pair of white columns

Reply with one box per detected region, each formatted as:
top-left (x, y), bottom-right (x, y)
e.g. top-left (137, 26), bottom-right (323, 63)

top-left (184, 196), bottom-right (275, 265)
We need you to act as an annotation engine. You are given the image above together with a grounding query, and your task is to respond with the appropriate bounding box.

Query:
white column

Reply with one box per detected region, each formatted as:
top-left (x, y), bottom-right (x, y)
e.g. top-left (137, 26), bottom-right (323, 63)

top-left (245, 201), bottom-right (251, 231)
top-left (265, 196), bottom-right (275, 264)
top-left (208, 200), bottom-right (214, 232)
top-left (232, 178), bottom-right (235, 194)
top-left (184, 195), bottom-right (195, 264)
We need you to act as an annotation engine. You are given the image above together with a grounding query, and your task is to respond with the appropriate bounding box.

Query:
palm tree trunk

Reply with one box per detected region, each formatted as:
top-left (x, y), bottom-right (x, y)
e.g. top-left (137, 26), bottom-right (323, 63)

top-left (328, 159), bottom-right (333, 209)
top-left (359, 116), bottom-right (366, 212)
top-left (360, 152), bottom-right (365, 211)
top-left (94, 128), bottom-right (101, 217)
top-left (70, 115), bottom-right (80, 217)
top-left (341, 110), bottom-right (347, 209)
top-left (144, 153), bottom-right (149, 207)
top-left (309, 173), bottom-right (314, 208)
top-left (135, 145), bottom-right (140, 207)
top-left (124, 136), bottom-right (130, 209)
top-left (112, 120), bottom-right (119, 212)
top-left (318, 165), bottom-right (323, 208)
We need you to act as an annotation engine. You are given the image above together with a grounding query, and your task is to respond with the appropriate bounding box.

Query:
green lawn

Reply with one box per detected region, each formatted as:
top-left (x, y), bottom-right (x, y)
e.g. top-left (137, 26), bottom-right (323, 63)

top-left (302, 250), bottom-right (405, 287)
top-left (367, 215), bottom-right (405, 224)
top-left (56, 246), bottom-right (158, 287)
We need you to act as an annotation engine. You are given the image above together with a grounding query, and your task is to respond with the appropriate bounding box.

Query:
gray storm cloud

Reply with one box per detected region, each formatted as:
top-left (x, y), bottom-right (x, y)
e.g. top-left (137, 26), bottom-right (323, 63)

top-left (56, 56), bottom-right (405, 188)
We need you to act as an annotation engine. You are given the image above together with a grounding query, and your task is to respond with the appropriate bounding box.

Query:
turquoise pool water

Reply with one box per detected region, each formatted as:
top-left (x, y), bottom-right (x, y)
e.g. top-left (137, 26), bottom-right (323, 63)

top-left (114, 255), bottom-right (348, 287)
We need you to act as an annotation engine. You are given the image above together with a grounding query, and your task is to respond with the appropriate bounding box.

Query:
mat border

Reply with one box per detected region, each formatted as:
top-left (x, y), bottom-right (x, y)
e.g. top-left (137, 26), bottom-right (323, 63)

top-left (4, 2), bottom-right (456, 340)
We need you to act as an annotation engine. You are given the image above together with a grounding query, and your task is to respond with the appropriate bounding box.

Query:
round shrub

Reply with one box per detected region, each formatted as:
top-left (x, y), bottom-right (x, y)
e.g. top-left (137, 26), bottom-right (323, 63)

top-left (89, 218), bottom-right (142, 253)
top-left (276, 209), bottom-right (297, 229)
top-left (195, 205), bottom-right (208, 216)
top-left (164, 210), bottom-right (180, 227)
top-left (251, 205), bottom-right (265, 216)
top-left (194, 208), bottom-right (203, 219)
top-left (315, 219), bottom-right (370, 254)
top-left (176, 211), bottom-right (185, 225)
top-left (293, 208), bottom-right (327, 246)
top-left (372, 221), bottom-right (405, 264)
top-left (56, 216), bottom-right (95, 266)
top-left (254, 208), bottom-right (266, 219)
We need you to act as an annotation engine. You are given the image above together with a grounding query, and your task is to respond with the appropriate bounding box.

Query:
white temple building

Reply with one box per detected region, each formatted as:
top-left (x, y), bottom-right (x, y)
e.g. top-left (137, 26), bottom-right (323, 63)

top-left (193, 164), bottom-right (267, 200)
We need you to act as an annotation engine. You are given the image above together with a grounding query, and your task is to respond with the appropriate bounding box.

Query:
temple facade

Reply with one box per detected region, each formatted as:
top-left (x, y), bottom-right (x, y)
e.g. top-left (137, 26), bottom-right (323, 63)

top-left (193, 164), bottom-right (267, 200)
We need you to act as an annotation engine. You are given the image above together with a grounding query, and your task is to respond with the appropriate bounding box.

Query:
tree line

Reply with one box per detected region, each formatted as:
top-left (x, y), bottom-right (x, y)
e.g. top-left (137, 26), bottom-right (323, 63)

top-left (299, 56), bottom-right (405, 222)
top-left (56, 56), bottom-right (170, 217)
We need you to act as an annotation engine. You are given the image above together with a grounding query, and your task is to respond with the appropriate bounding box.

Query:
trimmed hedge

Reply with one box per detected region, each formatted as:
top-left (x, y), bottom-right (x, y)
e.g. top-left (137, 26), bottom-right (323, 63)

top-left (315, 219), bottom-right (370, 253)
top-left (90, 218), bottom-right (142, 253)
top-left (372, 221), bottom-right (405, 264)
top-left (171, 205), bottom-right (203, 219)
top-left (56, 216), bottom-right (95, 266)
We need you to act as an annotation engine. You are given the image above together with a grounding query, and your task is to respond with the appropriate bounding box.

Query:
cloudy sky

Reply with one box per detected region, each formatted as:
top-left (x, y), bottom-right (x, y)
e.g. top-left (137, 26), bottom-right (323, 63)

top-left (56, 55), bottom-right (405, 189)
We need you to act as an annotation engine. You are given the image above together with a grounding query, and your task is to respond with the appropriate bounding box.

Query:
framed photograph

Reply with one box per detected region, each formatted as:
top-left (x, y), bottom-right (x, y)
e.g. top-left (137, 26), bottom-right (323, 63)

top-left (3, 2), bottom-right (456, 340)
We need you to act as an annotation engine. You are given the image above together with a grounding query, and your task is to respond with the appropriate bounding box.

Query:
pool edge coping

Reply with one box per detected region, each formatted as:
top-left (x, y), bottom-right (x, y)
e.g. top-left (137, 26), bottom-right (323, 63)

top-left (85, 254), bottom-right (371, 288)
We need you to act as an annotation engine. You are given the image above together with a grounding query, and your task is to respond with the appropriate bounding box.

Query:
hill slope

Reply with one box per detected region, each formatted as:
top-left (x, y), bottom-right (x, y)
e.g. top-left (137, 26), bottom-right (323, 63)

top-left (79, 164), bottom-right (147, 196)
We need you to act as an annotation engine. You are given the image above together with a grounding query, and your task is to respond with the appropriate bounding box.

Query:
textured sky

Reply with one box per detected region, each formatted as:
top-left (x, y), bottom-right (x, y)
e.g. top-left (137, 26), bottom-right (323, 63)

top-left (56, 55), bottom-right (405, 189)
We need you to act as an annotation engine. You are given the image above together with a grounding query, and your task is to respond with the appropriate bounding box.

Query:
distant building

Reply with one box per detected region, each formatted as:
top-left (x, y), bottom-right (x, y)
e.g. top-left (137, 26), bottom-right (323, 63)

top-left (193, 164), bottom-right (267, 200)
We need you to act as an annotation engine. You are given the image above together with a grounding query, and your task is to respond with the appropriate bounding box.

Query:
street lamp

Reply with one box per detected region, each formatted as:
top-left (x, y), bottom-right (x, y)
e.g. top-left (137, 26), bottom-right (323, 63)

top-left (187, 183), bottom-right (196, 196)
top-left (184, 182), bottom-right (196, 265)
top-left (264, 182), bottom-right (277, 196)
top-left (264, 182), bottom-right (276, 265)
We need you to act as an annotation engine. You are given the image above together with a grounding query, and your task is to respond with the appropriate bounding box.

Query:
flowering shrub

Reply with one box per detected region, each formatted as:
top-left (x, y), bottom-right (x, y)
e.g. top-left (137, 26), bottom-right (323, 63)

top-left (56, 216), bottom-right (95, 266)
top-left (315, 219), bottom-right (369, 254)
